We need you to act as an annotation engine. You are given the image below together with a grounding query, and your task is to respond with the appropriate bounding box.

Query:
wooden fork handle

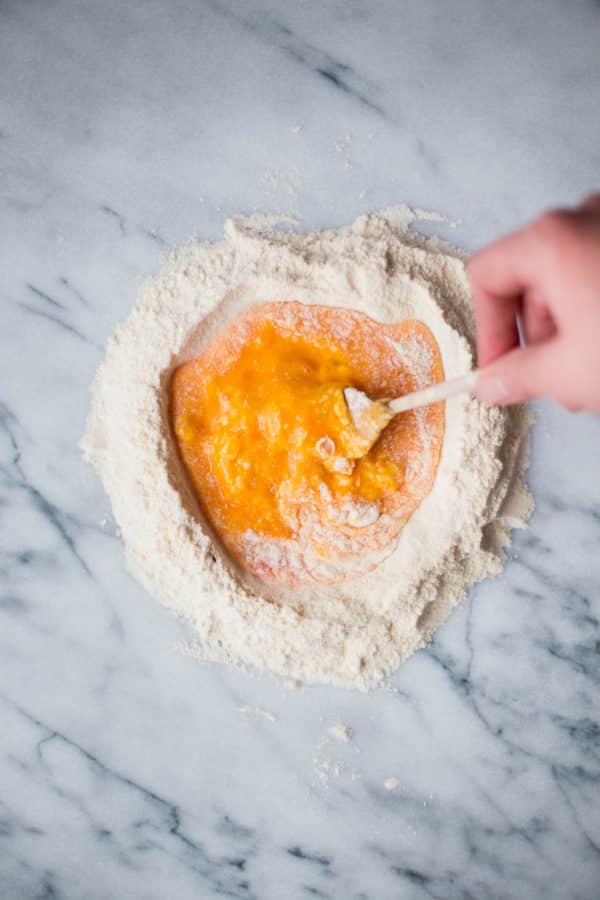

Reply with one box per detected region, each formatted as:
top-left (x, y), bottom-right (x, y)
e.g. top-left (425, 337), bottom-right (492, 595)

top-left (387, 370), bottom-right (480, 415)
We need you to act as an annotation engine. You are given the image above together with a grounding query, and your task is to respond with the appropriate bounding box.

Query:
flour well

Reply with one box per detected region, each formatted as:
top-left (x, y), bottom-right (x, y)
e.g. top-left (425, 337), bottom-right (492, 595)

top-left (82, 207), bottom-right (532, 690)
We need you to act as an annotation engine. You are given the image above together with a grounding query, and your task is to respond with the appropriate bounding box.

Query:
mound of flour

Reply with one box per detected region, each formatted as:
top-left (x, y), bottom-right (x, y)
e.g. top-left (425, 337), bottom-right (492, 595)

top-left (82, 208), bottom-right (532, 690)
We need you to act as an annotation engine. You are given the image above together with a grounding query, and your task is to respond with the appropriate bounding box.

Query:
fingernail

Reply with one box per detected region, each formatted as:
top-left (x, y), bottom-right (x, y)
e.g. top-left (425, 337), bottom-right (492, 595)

top-left (476, 374), bottom-right (510, 405)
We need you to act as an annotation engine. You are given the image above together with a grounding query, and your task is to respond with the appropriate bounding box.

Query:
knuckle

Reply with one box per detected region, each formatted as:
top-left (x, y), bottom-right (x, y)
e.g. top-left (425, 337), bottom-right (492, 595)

top-left (532, 209), bottom-right (584, 264)
top-left (465, 254), bottom-right (482, 282)
top-left (533, 209), bottom-right (576, 241)
top-left (581, 191), bottom-right (600, 210)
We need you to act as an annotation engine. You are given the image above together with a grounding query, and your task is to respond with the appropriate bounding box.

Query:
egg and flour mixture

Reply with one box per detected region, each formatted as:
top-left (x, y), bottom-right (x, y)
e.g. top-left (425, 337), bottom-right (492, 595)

top-left (170, 302), bottom-right (444, 586)
top-left (82, 208), bottom-right (532, 689)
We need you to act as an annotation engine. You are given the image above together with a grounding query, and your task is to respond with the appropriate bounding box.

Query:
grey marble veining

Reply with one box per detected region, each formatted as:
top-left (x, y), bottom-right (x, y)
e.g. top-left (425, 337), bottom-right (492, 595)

top-left (1, 1), bottom-right (600, 897)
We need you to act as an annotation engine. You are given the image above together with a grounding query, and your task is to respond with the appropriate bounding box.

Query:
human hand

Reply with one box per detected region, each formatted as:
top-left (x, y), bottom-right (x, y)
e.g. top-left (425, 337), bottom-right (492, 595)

top-left (467, 194), bottom-right (600, 413)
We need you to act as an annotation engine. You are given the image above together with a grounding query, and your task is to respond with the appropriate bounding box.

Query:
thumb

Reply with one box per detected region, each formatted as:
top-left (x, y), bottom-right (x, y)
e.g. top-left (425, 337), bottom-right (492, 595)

top-left (475, 340), bottom-right (561, 405)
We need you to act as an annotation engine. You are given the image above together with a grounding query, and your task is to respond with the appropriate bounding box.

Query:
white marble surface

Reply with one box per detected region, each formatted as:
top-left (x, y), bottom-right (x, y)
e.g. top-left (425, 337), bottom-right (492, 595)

top-left (2, 1), bottom-right (600, 897)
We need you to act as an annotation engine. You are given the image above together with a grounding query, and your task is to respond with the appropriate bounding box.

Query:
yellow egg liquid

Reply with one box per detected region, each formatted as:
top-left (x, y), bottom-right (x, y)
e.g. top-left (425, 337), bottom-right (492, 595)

top-left (170, 302), bottom-right (445, 585)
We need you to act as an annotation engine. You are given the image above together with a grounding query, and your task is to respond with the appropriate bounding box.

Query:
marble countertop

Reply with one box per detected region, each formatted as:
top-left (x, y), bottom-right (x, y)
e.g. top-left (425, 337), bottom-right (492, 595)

top-left (2, 1), bottom-right (600, 897)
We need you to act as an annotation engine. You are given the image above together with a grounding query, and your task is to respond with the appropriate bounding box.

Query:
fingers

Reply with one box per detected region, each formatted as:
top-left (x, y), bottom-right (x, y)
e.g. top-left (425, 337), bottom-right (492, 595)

top-left (470, 196), bottom-right (600, 411)
top-left (467, 227), bottom-right (541, 366)
top-left (579, 192), bottom-right (600, 213)
top-left (475, 340), bottom-right (562, 406)
top-left (520, 295), bottom-right (557, 345)
top-left (468, 282), bottom-right (520, 366)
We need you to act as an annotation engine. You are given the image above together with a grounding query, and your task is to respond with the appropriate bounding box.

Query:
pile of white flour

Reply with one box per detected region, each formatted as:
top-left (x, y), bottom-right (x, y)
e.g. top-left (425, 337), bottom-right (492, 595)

top-left (82, 208), bottom-right (532, 690)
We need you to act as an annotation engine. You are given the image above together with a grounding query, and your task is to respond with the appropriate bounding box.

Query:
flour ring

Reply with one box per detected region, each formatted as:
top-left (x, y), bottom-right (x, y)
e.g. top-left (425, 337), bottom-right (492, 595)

top-left (82, 208), bottom-right (532, 690)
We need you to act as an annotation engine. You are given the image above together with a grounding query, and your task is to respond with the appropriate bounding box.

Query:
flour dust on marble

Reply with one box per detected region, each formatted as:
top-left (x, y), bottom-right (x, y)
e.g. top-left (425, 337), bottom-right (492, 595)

top-left (82, 207), bottom-right (532, 690)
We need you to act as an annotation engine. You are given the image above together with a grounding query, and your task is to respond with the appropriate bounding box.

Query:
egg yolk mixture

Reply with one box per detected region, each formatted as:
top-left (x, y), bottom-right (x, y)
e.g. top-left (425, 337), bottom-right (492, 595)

top-left (170, 302), bottom-right (445, 585)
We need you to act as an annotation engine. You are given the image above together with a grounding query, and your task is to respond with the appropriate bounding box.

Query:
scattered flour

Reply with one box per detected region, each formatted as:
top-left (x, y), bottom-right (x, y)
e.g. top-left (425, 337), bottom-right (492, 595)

top-left (313, 753), bottom-right (360, 787)
top-left (328, 722), bottom-right (353, 744)
top-left (314, 758), bottom-right (344, 784)
top-left (237, 705), bottom-right (277, 723)
top-left (82, 207), bottom-right (532, 690)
